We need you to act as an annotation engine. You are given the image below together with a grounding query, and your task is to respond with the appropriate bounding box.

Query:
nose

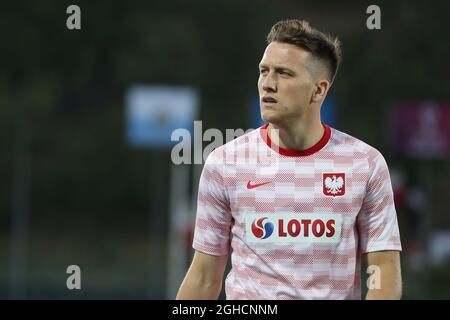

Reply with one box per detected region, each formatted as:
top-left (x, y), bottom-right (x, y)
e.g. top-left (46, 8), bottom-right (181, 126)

top-left (261, 72), bottom-right (277, 93)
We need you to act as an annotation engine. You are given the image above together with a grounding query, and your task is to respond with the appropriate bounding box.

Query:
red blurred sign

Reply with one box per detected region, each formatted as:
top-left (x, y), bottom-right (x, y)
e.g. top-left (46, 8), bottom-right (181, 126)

top-left (390, 102), bottom-right (450, 158)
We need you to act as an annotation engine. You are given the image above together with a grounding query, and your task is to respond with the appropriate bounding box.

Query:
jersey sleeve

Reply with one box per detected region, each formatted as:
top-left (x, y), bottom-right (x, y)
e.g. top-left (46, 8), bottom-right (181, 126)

top-left (192, 150), bottom-right (232, 256)
top-left (357, 149), bottom-right (402, 254)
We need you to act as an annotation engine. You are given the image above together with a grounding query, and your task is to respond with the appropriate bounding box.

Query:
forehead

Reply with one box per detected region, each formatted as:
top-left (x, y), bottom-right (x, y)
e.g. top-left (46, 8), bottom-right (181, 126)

top-left (259, 42), bottom-right (311, 69)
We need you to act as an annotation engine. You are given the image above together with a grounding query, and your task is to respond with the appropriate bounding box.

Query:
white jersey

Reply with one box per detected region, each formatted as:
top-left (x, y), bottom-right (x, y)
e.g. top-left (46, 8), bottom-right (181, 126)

top-left (193, 123), bottom-right (402, 299)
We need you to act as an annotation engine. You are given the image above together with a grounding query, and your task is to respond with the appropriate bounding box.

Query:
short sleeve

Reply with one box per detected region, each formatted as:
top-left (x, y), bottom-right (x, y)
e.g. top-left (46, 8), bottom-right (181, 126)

top-left (192, 150), bottom-right (232, 256)
top-left (357, 149), bottom-right (402, 254)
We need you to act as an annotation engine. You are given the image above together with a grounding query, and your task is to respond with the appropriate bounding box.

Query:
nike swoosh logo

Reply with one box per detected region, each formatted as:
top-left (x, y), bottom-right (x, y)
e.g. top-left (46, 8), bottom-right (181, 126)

top-left (246, 181), bottom-right (272, 189)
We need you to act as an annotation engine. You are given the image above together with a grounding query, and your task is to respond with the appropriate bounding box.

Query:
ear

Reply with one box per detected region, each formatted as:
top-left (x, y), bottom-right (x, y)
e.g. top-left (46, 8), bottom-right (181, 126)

top-left (311, 79), bottom-right (330, 103)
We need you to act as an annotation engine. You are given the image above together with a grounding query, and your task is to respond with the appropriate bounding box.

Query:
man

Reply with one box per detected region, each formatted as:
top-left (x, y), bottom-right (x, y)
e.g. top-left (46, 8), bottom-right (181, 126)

top-left (177, 19), bottom-right (402, 300)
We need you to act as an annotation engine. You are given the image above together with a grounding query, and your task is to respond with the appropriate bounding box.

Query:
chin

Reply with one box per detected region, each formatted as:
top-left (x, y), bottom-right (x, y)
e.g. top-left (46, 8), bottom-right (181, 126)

top-left (261, 110), bottom-right (280, 125)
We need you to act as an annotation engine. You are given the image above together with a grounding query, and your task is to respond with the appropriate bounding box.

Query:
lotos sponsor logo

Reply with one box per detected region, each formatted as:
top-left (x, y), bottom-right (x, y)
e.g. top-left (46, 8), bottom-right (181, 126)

top-left (251, 217), bottom-right (274, 239)
top-left (245, 213), bottom-right (342, 243)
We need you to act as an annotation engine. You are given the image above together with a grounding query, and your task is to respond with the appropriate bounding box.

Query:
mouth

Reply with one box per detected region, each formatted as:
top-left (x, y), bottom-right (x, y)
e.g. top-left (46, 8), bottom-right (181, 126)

top-left (261, 96), bottom-right (278, 104)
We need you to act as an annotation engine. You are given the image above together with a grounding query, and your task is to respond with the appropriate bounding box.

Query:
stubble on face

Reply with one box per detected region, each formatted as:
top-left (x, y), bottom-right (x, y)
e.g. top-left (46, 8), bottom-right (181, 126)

top-left (258, 42), bottom-right (318, 126)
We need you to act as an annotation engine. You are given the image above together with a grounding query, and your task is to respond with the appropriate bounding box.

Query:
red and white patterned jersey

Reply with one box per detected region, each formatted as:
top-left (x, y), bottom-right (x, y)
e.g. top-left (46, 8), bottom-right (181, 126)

top-left (192, 123), bottom-right (402, 300)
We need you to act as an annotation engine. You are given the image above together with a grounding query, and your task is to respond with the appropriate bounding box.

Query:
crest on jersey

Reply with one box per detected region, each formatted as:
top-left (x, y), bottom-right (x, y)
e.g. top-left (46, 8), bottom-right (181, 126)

top-left (323, 173), bottom-right (345, 196)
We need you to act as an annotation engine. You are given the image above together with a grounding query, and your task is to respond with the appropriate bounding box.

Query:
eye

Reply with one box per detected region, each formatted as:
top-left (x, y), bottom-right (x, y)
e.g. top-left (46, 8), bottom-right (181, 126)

top-left (259, 69), bottom-right (268, 75)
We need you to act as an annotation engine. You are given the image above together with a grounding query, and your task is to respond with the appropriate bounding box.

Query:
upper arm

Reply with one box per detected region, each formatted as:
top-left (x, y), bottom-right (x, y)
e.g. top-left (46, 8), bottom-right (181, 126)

top-left (193, 151), bottom-right (233, 256)
top-left (364, 250), bottom-right (401, 271)
top-left (357, 150), bottom-right (402, 253)
top-left (176, 251), bottom-right (228, 299)
top-left (190, 251), bottom-right (228, 284)
top-left (363, 250), bottom-right (402, 299)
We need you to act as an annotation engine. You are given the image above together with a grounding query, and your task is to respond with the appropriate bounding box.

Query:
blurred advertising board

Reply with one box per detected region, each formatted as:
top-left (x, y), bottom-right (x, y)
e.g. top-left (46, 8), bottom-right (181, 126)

top-left (390, 102), bottom-right (450, 158)
top-left (126, 86), bottom-right (199, 148)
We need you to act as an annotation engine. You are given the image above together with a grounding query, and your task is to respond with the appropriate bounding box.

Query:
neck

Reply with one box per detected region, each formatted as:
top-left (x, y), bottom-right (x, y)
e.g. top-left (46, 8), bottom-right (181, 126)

top-left (267, 117), bottom-right (324, 151)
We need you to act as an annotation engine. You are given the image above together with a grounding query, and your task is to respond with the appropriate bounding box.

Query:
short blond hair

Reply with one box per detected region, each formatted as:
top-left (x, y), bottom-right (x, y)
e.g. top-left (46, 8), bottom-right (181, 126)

top-left (267, 19), bottom-right (342, 83)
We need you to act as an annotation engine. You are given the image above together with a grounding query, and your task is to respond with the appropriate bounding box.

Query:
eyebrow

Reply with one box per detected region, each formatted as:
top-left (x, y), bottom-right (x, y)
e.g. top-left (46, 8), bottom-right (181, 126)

top-left (259, 64), bottom-right (296, 74)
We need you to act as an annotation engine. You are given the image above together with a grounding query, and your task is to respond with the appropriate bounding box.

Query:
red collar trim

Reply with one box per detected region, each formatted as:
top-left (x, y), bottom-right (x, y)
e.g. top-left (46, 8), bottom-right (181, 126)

top-left (260, 123), bottom-right (331, 157)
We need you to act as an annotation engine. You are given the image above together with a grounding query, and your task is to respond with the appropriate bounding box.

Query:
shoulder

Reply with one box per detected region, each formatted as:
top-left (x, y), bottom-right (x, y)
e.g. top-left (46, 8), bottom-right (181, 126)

top-left (329, 127), bottom-right (386, 163)
top-left (205, 126), bottom-right (261, 163)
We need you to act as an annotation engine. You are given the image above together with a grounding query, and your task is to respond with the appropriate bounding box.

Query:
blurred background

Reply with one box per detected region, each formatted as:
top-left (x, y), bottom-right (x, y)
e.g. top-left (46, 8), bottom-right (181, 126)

top-left (1, 0), bottom-right (450, 299)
